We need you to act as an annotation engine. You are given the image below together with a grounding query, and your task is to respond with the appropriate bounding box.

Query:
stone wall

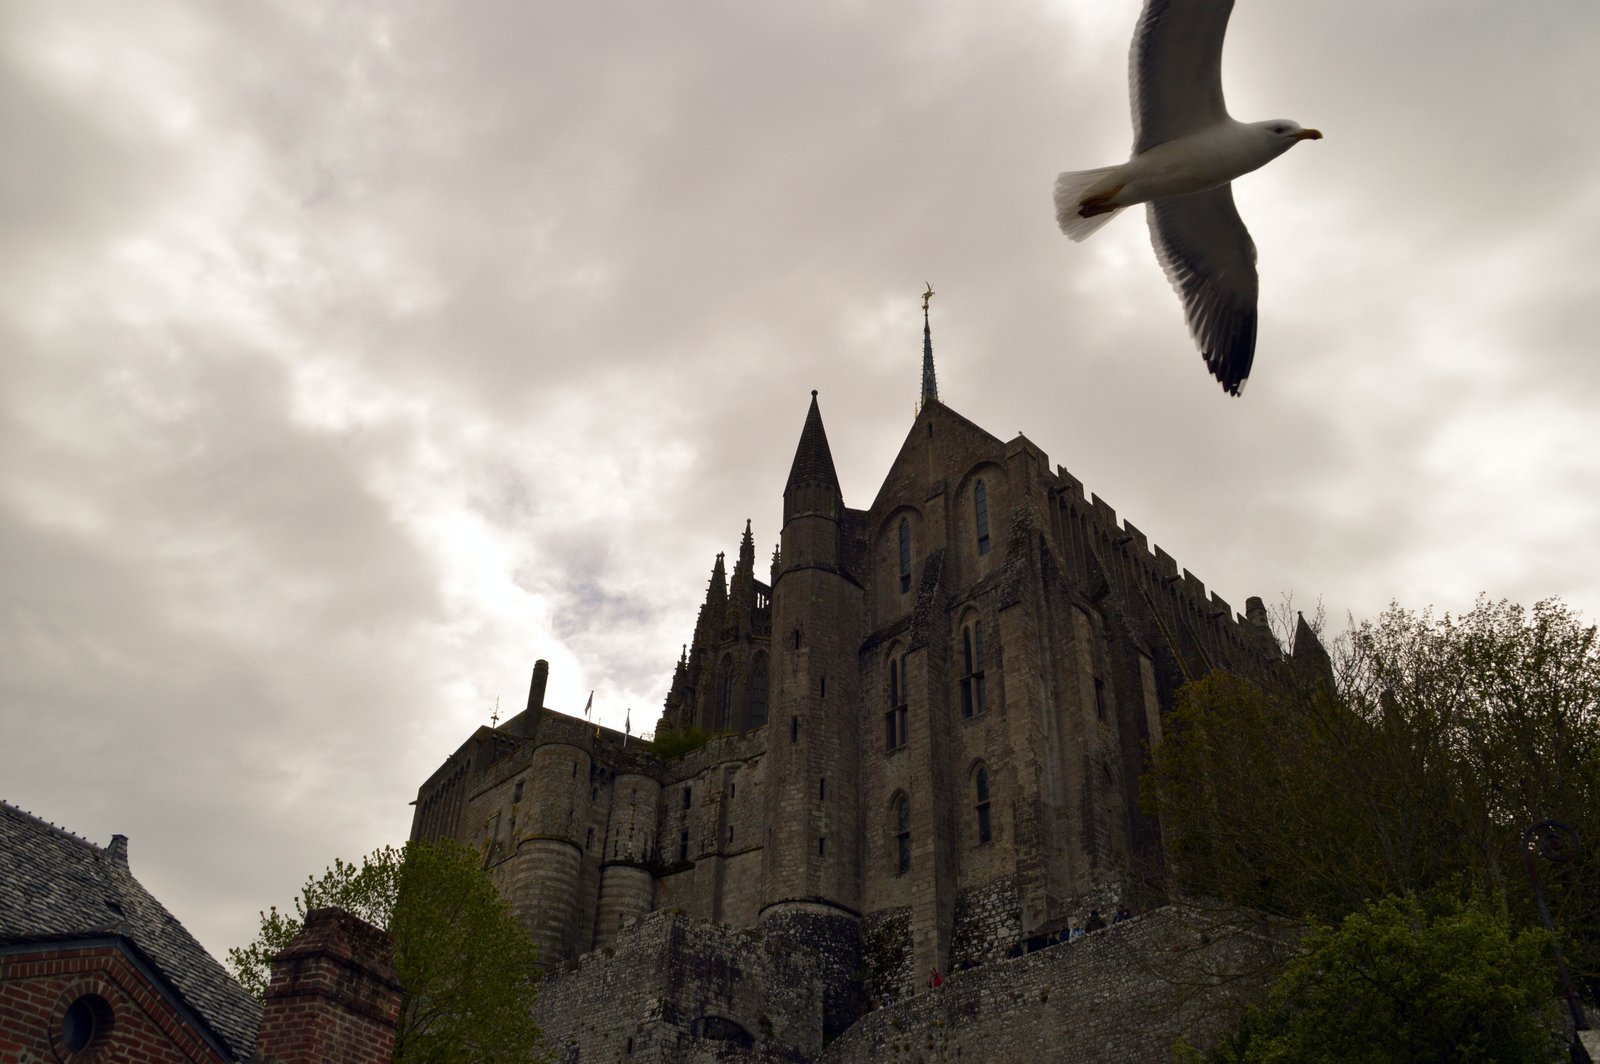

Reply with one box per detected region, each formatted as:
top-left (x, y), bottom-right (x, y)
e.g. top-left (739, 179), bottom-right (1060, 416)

top-left (948, 875), bottom-right (1020, 967)
top-left (860, 906), bottom-right (912, 1003)
top-left (535, 910), bottom-right (825, 1064)
top-left (819, 906), bottom-right (1292, 1064)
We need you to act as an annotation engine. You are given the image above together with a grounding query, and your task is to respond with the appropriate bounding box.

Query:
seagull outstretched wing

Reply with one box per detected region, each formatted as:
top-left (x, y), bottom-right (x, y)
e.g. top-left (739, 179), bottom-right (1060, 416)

top-left (1131, 0), bottom-right (1234, 153)
top-left (1147, 186), bottom-right (1259, 395)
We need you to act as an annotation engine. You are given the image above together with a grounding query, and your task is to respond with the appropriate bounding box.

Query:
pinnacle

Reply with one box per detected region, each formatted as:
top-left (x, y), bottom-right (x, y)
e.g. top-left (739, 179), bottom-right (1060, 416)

top-left (785, 391), bottom-right (841, 493)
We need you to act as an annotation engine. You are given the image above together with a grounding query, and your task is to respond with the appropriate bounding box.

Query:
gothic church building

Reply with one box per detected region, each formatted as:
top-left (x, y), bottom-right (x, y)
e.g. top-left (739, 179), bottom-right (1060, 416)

top-left (410, 317), bottom-right (1310, 1059)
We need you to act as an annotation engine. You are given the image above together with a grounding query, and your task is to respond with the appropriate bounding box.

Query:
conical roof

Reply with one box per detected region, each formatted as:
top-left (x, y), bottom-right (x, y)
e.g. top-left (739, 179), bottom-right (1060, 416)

top-left (785, 391), bottom-right (840, 492)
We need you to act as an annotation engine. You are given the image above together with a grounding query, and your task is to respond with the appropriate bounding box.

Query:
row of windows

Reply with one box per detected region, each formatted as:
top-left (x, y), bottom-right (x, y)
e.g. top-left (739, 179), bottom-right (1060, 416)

top-left (895, 478), bottom-right (993, 596)
top-left (884, 620), bottom-right (992, 750)
top-left (713, 652), bottom-right (769, 730)
top-left (888, 765), bottom-right (992, 875)
top-left (658, 766), bottom-right (992, 874)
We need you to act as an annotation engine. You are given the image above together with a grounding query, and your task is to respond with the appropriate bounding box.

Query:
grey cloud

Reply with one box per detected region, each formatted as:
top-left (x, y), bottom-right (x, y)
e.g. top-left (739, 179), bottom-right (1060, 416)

top-left (3, 0), bottom-right (1599, 963)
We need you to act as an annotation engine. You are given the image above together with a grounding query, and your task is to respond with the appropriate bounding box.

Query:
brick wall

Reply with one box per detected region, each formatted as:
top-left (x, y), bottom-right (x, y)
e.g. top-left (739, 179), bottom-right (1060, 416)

top-left (0, 942), bottom-right (232, 1063)
top-left (253, 908), bottom-right (402, 1064)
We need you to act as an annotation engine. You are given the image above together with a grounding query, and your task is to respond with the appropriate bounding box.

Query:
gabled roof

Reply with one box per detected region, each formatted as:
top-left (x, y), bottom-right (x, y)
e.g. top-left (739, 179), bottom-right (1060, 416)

top-left (0, 800), bottom-right (261, 1060)
top-left (867, 400), bottom-right (1008, 518)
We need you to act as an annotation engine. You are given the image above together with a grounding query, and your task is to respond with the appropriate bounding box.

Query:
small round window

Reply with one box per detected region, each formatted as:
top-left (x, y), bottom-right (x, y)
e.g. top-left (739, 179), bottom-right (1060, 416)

top-left (61, 993), bottom-right (113, 1054)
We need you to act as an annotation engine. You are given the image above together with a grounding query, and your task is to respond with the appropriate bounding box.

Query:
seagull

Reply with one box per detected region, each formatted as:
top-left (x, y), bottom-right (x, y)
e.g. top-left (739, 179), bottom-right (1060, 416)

top-left (1055, 0), bottom-right (1321, 396)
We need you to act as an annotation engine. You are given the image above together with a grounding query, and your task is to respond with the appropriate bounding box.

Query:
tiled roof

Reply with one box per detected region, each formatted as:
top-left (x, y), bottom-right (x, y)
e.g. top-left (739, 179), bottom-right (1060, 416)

top-left (0, 800), bottom-right (261, 1060)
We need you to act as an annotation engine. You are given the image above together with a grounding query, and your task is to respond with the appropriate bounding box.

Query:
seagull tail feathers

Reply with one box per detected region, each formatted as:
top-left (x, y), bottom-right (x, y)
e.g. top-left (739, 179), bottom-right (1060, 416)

top-left (1055, 167), bottom-right (1125, 242)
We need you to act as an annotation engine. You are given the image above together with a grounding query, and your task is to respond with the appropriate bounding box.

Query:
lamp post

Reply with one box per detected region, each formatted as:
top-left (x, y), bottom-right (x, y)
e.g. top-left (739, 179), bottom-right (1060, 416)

top-left (1522, 820), bottom-right (1591, 1063)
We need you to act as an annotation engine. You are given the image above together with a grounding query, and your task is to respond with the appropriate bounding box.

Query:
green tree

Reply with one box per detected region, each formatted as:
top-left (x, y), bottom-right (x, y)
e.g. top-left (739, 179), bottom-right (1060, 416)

top-left (228, 839), bottom-right (544, 1063)
top-left (1187, 892), bottom-right (1565, 1063)
top-left (1145, 596), bottom-right (1599, 994)
top-left (227, 845), bottom-right (402, 997)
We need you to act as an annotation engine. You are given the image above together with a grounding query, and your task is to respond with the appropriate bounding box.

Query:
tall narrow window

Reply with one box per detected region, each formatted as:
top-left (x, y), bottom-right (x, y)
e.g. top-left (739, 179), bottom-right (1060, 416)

top-left (720, 666), bottom-right (735, 730)
top-left (885, 653), bottom-right (908, 750)
top-left (974, 765), bottom-right (993, 845)
top-left (961, 621), bottom-right (989, 717)
top-left (975, 479), bottom-right (991, 555)
top-left (748, 653), bottom-right (769, 728)
top-left (894, 795), bottom-right (911, 874)
top-left (679, 830), bottom-right (689, 861)
top-left (898, 519), bottom-right (912, 593)
top-left (1094, 677), bottom-right (1107, 722)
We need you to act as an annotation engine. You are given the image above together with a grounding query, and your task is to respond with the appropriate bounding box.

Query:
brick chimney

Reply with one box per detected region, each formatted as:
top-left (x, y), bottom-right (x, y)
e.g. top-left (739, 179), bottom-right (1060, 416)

top-left (254, 907), bottom-right (403, 1064)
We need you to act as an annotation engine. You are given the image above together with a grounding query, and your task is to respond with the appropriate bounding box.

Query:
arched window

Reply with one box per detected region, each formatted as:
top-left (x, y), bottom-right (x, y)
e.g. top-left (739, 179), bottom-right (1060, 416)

top-left (961, 620), bottom-right (988, 717)
top-left (975, 479), bottom-right (991, 555)
top-left (974, 765), bottom-right (992, 845)
top-left (885, 651), bottom-right (908, 751)
top-left (719, 661), bottom-right (735, 731)
top-left (898, 518), bottom-right (912, 594)
top-left (892, 793), bottom-right (911, 875)
top-left (748, 652), bottom-right (769, 728)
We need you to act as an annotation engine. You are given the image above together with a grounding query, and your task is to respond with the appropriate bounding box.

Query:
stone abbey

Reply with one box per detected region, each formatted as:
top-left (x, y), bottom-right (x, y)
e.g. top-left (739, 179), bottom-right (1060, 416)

top-left (408, 318), bottom-right (1319, 1060)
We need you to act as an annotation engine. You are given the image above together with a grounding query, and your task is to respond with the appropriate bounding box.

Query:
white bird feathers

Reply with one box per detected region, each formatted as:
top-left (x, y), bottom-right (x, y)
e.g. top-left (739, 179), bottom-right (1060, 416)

top-left (1056, 0), bottom-right (1321, 396)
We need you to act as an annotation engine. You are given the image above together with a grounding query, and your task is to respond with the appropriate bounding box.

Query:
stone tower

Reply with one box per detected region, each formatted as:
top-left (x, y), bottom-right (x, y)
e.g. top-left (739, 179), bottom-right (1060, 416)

top-left (760, 391), bottom-right (867, 1038)
top-left (408, 298), bottom-right (1327, 1061)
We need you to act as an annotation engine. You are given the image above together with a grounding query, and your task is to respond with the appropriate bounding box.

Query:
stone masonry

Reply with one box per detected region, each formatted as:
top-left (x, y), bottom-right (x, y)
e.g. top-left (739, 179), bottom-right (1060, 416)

top-left (411, 340), bottom-right (1328, 1058)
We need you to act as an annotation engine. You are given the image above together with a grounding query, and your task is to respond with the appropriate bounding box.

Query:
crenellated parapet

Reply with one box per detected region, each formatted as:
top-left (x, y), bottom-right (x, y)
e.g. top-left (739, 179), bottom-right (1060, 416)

top-left (1052, 462), bottom-right (1283, 678)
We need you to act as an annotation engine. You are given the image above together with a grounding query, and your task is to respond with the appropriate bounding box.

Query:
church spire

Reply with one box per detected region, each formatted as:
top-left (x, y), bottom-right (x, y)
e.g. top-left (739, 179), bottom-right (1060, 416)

top-left (920, 282), bottom-right (939, 409)
top-left (785, 391), bottom-right (841, 498)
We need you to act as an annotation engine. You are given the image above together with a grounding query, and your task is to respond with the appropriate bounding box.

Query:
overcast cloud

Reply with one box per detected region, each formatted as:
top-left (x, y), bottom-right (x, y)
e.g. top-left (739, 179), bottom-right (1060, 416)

top-left (3, 0), bottom-right (1598, 961)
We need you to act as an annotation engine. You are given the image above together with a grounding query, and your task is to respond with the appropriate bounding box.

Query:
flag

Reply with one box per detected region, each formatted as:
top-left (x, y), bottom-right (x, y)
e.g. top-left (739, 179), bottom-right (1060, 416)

top-left (583, 690), bottom-right (594, 719)
top-left (624, 707), bottom-right (631, 748)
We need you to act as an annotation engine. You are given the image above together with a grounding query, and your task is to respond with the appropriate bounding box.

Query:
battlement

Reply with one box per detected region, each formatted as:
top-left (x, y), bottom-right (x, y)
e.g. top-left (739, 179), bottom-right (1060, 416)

top-left (1054, 463), bottom-right (1275, 666)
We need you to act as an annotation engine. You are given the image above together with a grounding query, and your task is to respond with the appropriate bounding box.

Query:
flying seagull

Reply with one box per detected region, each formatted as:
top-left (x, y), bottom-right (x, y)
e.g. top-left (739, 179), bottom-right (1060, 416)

top-left (1054, 0), bottom-right (1321, 395)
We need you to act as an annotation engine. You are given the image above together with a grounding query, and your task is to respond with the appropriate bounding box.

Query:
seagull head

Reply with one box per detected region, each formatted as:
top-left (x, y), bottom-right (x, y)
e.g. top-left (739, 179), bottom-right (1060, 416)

top-left (1261, 119), bottom-right (1322, 144)
top-left (1249, 120), bottom-right (1323, 161)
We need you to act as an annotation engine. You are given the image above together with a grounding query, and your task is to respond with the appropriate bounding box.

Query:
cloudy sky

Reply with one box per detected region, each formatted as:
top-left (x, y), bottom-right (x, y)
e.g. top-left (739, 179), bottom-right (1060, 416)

top-left (4, 0), bottom-right (1597, 963)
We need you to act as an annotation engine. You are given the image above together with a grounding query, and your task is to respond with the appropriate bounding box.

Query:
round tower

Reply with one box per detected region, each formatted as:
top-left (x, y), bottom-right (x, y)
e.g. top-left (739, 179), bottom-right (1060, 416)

top-left (759, 392), bottom-right (866, 1038)
top-left (509, 740), bottom-right (590, 965)
top-left (594, 771), bottom-right (661, 947)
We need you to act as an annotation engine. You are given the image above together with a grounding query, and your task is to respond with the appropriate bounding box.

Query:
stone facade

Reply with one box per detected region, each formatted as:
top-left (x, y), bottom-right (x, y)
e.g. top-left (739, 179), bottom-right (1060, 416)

top-left (412, 363), bottom-right (1323, 1058)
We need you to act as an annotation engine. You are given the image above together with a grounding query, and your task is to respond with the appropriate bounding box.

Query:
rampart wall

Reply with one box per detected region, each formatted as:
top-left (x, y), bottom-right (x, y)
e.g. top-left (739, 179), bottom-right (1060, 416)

top-left (820, 905), bottom-right (1292, 1064)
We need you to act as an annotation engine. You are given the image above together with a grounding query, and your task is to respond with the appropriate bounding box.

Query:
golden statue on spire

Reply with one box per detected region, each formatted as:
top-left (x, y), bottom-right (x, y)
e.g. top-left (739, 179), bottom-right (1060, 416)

top-left (922, 282), bottom-right (935, 312)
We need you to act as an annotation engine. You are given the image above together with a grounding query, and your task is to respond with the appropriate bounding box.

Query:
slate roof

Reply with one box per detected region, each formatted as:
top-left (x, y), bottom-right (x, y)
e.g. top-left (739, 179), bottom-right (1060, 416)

top-left (0, 800), bottom-right (261, 1060)
top-left (785, 391), bottom-right (841, 492)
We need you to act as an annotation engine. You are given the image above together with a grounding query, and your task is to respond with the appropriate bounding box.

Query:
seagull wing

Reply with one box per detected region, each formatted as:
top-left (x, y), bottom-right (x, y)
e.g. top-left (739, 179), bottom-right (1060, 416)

top-left (1147, 186), bottom-right (1258, 395)
top-left (1131, 0), bottom-right (1234, 153)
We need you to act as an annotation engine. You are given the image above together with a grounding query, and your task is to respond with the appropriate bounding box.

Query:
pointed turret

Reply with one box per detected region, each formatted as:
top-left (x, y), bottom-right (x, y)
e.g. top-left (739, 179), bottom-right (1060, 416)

top-left (1291, 611), bottom-right (1335, 692)
top-left (784, 391), bottom-right (842, 516)
top-left (739, 519), bottom-right (756, 571)
top-left (692, 553), bottom-right (729, 648)
top-left (920, 284), bottom-right (939, 408)
top-left (728, 520), bottom-right (758, 635)
top-left (783, 391), bottom-right (845, 574)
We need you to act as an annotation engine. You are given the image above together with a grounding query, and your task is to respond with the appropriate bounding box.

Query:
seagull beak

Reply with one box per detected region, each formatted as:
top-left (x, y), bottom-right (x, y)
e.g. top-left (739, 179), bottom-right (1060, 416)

top-left (1294, 129), bottom-right (1323, 141)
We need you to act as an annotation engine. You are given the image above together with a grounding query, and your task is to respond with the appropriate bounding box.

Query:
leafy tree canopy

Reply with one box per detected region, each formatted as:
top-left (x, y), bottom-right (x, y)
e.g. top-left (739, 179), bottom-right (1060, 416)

top-left (1184, 892), bottom-right (1565, 1064)
top-left (228, 838), bottom-right (544, 1064)
top-left (1146, 596), bottom-right (1599, 1009)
